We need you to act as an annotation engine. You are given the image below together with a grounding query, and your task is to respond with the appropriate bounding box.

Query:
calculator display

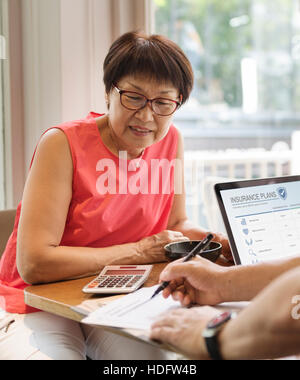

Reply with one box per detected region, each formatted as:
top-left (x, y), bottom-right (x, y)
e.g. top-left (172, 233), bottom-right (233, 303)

top-left (105, 269), bottom-right (146, 275)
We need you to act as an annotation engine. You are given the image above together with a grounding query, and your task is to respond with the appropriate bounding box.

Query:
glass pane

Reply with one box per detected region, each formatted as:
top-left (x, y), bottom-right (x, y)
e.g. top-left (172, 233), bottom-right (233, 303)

top-left (154, 0), bottom-right (299, 228)
top-left (154, 0), bottom-right (300, 150)
top-left (0, 0), bottom-right (5, 209)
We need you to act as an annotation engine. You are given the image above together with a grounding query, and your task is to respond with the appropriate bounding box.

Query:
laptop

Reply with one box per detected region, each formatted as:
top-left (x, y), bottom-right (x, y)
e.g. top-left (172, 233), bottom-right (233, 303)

top-left (214, 175), bottom-right (300, 265)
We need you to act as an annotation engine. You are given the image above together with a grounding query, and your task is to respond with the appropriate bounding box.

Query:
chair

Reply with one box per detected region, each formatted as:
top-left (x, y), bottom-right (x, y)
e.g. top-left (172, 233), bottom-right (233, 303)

top-left (0, 209), bottom-right (17, 258)
top-left (0, 209), bottom-right (17, 315)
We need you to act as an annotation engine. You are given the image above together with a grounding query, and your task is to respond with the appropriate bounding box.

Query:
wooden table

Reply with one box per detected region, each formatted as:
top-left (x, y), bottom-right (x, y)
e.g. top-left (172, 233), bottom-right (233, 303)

top-left (24, 262), bottom-right (168, 322)
top-left (24, 257), bottom-right (231, 320)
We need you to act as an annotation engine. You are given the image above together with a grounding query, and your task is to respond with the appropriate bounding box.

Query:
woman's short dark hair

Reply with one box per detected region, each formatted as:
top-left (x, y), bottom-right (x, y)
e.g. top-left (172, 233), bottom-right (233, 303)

top-left (103, 31), bottom-right (194, 105)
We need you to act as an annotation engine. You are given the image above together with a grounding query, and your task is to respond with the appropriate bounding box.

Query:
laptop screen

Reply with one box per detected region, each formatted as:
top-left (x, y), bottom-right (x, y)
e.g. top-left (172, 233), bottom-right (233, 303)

top-left (214, 176), bottom-right (300, 265)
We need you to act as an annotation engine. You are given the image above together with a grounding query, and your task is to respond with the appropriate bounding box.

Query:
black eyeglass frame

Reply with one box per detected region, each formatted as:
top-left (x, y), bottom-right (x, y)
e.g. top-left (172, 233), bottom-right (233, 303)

top-left (113, 84), bottom-right (182, 116)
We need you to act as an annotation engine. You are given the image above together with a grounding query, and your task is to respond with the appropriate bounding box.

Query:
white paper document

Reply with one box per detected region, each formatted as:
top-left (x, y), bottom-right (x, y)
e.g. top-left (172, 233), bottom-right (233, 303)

top-left (82, 285), bottom-right (182, 330)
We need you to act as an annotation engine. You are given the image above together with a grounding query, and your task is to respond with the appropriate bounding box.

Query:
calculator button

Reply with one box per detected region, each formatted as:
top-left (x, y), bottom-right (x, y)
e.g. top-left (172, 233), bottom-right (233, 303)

top-left (100, 282), bottom-right (110, 287)
top-left (88, 282), bottom-right (98, 288)
top-left (126, 281), bottom-right (137, 287)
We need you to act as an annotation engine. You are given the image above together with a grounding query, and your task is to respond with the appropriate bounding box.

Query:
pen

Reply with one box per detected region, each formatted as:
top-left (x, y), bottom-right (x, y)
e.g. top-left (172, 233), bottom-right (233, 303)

top-left (150, 233), bottom-right (214, 299)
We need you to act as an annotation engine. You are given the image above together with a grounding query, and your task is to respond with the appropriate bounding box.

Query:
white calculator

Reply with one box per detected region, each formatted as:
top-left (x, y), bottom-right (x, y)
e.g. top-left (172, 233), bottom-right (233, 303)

top-left (82, 265), bottom-right (153, 294)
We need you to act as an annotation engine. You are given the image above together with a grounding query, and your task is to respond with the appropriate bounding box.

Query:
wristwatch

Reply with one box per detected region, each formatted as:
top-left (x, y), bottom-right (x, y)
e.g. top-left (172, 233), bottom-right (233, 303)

top-left (202, 311), bottom-right (236, 360)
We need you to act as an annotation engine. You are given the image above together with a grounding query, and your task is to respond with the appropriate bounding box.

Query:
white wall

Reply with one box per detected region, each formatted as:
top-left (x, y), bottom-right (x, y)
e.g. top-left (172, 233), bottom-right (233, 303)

top-left (0, 0), bottom-right (7, 209)
top-left (21, 0), bottom-right (62, 172)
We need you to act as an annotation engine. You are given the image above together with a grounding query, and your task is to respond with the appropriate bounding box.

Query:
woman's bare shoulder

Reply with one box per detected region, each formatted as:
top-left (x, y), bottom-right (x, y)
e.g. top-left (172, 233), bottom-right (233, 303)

top-left (32, 128), bottom-right (73, 171)
top-left (37, 127), bottom-right (70, 152)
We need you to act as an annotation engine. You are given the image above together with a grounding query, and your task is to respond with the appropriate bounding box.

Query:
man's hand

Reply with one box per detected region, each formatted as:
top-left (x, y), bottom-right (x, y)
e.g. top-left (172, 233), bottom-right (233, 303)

top-left (159, 256), bottom-right (228, 306)
top-left (150, 306), bottom-right (219, 359)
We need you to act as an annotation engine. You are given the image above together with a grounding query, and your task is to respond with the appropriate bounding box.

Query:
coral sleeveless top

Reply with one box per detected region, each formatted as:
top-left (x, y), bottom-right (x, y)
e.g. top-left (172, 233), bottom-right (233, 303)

top-left (0, 112), bottom-right (178, 313)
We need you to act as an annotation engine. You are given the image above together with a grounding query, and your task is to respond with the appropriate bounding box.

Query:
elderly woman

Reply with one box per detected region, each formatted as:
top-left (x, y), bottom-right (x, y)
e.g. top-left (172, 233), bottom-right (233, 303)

top-left (0, 31), bottom-right (230, 360)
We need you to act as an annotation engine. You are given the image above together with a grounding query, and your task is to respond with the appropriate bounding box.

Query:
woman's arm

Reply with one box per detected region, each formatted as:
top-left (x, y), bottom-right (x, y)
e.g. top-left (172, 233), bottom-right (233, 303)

top-left (17, 129), bottom-right (186, 284)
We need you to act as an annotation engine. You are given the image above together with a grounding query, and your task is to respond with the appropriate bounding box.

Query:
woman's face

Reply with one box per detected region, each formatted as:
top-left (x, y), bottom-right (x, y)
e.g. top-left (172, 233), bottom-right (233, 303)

top-left (107, 74), bottom-right (180, 154)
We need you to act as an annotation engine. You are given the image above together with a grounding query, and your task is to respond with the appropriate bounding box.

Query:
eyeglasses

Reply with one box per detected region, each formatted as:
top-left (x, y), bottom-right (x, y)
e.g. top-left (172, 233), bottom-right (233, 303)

top-left (113, 84), bottom-right (181, 116)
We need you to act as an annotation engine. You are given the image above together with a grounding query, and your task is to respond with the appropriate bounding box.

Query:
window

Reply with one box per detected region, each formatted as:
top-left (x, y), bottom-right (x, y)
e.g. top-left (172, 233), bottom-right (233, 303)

top-left (154, 0), bottom-right (300, 228)
top-left (154, 0), bottom-right (300, 151)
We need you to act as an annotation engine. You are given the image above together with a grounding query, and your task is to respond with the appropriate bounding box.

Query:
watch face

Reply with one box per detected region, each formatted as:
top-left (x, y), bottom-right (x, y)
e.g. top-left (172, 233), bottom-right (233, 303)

top-left (207, 311), bottom-right (232, 329)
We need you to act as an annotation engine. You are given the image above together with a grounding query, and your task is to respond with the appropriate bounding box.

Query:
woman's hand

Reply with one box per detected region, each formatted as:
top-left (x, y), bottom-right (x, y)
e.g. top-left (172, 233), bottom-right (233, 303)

top-left (159, 256), bottom-right (228, 306)
top-left (150, 306), bottom-right (219, 359)
top-left (212, 232), bottom-right (233, 262)
top-left (137, 230), bottom-right (189, 263)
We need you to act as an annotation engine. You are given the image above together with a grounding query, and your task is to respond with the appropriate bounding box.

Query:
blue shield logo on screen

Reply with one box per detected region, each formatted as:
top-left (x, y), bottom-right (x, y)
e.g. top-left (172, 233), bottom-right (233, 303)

top-left (277, 187), bottom-right (287, 200)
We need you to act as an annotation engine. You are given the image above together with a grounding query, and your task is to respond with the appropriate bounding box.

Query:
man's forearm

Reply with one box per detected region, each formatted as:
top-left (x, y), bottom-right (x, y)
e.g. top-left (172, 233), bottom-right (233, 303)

top-left (221, 255), bottom-right (300, 302)
top-left (218, 267), bottom-right (300, 359)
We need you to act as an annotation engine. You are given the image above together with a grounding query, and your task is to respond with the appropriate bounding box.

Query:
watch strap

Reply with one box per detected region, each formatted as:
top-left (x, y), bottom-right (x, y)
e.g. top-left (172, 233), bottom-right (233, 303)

top-left (204, 334), bottom-right (224, 360)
